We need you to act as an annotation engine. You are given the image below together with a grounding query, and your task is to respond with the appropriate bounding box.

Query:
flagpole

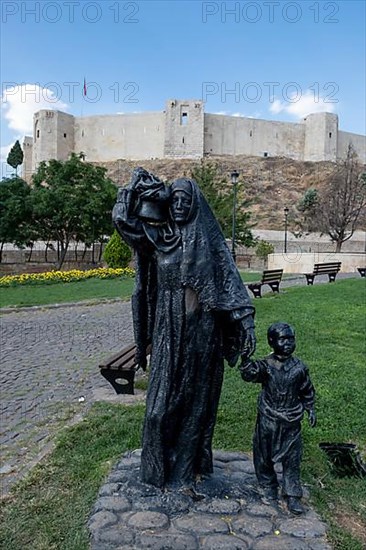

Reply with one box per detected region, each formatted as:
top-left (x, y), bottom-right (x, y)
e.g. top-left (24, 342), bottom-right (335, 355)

top-left (80, 76), bottom-right (87, 118)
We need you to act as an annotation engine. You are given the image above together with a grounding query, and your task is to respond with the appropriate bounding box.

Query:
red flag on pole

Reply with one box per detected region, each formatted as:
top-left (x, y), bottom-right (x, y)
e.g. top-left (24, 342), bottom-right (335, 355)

top-left (83, 77), bottom-right (87, 97)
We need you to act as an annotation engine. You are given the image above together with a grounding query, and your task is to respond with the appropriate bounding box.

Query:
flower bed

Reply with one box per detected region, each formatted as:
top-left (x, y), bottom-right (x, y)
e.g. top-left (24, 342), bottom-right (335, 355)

top-left (0, 267), bottom-right (135, 287)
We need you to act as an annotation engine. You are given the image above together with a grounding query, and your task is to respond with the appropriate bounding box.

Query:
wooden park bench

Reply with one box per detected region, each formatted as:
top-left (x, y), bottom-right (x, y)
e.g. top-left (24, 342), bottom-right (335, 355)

top-left (357, 267), bottom-right (366, 277)
top-left (99, 343), bottom-right (150, 395)
top-left (304, 262), bottom-right (341, 285)
top-left (247, 269), bottom-right (283, 298)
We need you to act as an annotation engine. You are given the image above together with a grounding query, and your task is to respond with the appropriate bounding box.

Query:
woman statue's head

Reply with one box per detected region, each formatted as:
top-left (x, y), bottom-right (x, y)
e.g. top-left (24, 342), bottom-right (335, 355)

top-left (170, 178), bottom-right (194, 224)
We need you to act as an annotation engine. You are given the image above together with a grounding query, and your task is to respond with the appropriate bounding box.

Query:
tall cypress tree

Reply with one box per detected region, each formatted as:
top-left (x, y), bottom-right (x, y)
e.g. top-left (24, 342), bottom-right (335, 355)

top-left (7, 140), bottom-right (24, 176)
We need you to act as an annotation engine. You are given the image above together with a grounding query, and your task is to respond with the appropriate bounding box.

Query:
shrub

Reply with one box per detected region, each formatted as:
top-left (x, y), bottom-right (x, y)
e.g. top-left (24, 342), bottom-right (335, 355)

top-left (255, 239), bottom-right (274, 260)
top-left (0, 267), bottom-right (135, 287)
top-left (103, 230), bottom-right (132, 268)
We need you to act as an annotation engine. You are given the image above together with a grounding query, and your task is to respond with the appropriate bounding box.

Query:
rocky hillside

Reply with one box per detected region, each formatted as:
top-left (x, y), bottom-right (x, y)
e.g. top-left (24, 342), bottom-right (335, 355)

top-left (93, 155), bottom-right (337, 230)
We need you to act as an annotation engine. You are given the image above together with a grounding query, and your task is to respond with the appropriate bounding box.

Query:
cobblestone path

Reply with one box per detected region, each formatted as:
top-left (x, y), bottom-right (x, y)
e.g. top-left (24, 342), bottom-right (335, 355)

top-left (0, 301), bottom-right (134, 495)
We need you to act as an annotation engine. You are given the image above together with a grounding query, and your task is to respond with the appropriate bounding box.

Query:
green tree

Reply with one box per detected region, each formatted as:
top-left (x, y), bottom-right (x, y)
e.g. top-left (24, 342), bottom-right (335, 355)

top-left (0, 177), bottom-right (32, 262)
top-left (190, 160), bottom-right (255, 248)
top-left (255, 240), bottom-right (274, 261)
top-left (298, 145), bottom-right (366, 252)
top-left (31, 153), bottom-right (116, 268)
top-left (7, 140), bottom-right (24, 176)
top-left (103, 230), bottom-right (132, 268)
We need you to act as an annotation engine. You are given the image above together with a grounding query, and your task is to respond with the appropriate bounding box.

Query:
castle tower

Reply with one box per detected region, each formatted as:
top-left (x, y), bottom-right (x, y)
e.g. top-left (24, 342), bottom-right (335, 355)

top-left (164, 99), bottom-right (204, 158)
top-left (304, 113), bottom-right (338, 162)
top-left (22, 136), bottom-right (33, 182)
top-left (32, 110), bottom-right (75, 171)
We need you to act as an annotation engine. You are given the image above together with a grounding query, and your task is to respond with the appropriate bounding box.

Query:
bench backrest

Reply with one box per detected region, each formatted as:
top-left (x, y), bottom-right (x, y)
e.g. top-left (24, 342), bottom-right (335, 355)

top-left (261, 269), bottom-right (283, 283)
top-left (313, 262), bottom-right (341, 274)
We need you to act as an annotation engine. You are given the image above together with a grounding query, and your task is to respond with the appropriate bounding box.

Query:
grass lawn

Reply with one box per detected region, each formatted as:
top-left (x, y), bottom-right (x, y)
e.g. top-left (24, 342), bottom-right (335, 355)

top-left (1, 279), bottom-right (365, 549)
top-left (0, 271), bottom-right (262, 308)
top-left (0, 277), bottom-right (136, 308)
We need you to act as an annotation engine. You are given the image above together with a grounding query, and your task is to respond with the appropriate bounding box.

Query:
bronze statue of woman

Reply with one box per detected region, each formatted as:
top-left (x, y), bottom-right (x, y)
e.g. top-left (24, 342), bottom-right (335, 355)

top-left (113, 169), bottom-right (255, 489)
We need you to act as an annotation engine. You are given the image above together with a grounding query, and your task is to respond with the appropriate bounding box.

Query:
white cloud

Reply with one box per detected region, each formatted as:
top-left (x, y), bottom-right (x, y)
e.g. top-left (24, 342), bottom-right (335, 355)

top-left (269, 90), bottom-right (337, 119)
top-left (1, 84), bottom-right (68, 135)
top-left (1, 143), bottom-right (12, 162)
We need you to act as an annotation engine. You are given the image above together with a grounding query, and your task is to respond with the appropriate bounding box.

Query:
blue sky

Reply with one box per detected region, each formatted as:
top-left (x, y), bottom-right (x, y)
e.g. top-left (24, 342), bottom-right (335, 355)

top-left (1, 0), bottom-right (365, 168)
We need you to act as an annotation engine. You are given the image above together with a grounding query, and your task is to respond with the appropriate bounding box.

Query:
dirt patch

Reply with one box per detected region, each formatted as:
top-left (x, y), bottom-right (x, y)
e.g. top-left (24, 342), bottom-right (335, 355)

top-left (335, 509), bottom-right (366, 545)
top-left (92, 155), bottom-right (341, 229)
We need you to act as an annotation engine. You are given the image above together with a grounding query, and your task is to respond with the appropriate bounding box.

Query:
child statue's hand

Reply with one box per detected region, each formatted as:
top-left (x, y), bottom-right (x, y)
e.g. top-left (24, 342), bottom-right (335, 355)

top-left (308, 409), bottom-right (317, 428)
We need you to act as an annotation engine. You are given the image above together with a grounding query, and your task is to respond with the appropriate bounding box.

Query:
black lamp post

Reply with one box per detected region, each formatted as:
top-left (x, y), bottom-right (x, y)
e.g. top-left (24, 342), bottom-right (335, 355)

top-left (284, 206), bottom-right (289, 253)
top-left (231, 170), bottom-right (239, 262)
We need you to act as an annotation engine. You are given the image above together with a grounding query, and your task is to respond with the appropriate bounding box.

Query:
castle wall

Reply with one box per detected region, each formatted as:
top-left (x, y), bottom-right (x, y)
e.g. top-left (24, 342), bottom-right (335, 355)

top-left (337, 130), bottom-right (366, 163)
top-left (164, 100), bottom-right (204, 158)
top-left (28, 103), bottom-right (365, 171)
top-left (74, 112), bottom-right (165, 161)
top-left (204, 114), bottom-right (305, 160)
top-left (303, 113), bottom-right (338, 162)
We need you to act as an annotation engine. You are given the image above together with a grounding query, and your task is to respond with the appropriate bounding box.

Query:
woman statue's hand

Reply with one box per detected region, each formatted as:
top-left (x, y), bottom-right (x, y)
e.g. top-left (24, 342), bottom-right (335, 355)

top-left (241, 326), bottom-right (256, 360)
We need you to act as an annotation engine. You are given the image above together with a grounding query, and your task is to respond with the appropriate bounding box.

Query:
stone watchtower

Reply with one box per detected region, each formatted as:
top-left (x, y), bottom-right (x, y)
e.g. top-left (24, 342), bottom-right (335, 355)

top-left (163, 99), bottom-right (204, 158)
top-left (32, 110), bottom-right (75, 171)
top-left (304, 113), bottom-right (338, 162)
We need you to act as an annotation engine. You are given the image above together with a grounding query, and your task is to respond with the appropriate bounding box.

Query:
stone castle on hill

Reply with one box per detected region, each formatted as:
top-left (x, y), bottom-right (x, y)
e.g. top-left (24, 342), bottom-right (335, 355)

top-left (22, 99), bottom-right (366, 179)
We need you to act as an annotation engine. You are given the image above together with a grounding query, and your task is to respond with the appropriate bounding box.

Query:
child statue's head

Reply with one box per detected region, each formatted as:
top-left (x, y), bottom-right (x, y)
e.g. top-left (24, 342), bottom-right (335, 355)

top-left (267, 322), bottom-right (296, 358)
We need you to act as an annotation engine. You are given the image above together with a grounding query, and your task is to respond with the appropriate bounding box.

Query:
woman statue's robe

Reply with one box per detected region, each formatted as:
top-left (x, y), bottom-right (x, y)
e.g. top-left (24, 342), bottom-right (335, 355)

top-left (113, 176), bottom-right (254, 488)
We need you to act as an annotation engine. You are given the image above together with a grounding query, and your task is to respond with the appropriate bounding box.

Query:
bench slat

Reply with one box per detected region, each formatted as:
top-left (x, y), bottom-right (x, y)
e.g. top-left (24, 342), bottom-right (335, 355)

top-left (99, 343), bottom-right (136, 368)
top-left (101, 347), bottom-right (137, 370)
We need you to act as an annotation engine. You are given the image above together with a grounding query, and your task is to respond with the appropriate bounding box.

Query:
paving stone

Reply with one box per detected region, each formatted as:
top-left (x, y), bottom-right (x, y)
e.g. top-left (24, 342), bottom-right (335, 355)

top-left (253, 535), bottom-right (312, 549)
top-left (174, 513), bottom-right (229, 535)
top-left (232, 512), bottom-right (273, 538)
top-left (138, 532), bottom-right (199, 549)
top-left (278, 517), bottom-right (327, 538)
top-left (229, 460), bottom-right (256, 474)
top-left (212, 459), bottom-right (226, 469)
top-left (108, 469), bottom-right (131, 483)
top-left (123, 478), bottom-right (162, 499)
top-left (0, 463), bottom-right (14, 474)
top-left (93, 496), bottom-right (131, 513)
top-left (127, 511), bottom-right (169, 530)
top-left (194, 497), bottom-right (241, 514)
top-left (89, 511), bottom-right (118, 531)
top-left (246, 502), bottom-right (279, 517)
top-left (200, 534), bottom-right (251, 548)
top-left (213, 450), bottom-right (249, 462)
top-left (305, 540), bottom-right (333, 550)
top-left (99, 482), bottom-right (120, 496)
top-left (96, 526), bottom-right (135, 546)
top-left (116, 456), bottom-right (142, 469)
top-left (133, 493), bottom-right (191, 515)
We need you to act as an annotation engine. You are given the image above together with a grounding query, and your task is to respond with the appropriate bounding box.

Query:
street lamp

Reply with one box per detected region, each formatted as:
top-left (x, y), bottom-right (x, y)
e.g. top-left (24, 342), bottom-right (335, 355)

top-left (231, 170), bottom-right (240, 262)
top-left (284, 206), bottom-right (289, 253)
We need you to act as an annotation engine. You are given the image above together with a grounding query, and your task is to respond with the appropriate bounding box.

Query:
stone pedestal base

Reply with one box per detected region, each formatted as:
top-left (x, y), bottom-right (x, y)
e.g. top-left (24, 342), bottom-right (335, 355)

top-left (88, 449), bottom-right (330, 549)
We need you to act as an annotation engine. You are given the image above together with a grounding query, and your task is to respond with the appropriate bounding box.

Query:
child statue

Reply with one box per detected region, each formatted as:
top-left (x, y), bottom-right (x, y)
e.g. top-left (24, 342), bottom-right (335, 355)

top-left (240, 322), bottom-right (316, 515)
